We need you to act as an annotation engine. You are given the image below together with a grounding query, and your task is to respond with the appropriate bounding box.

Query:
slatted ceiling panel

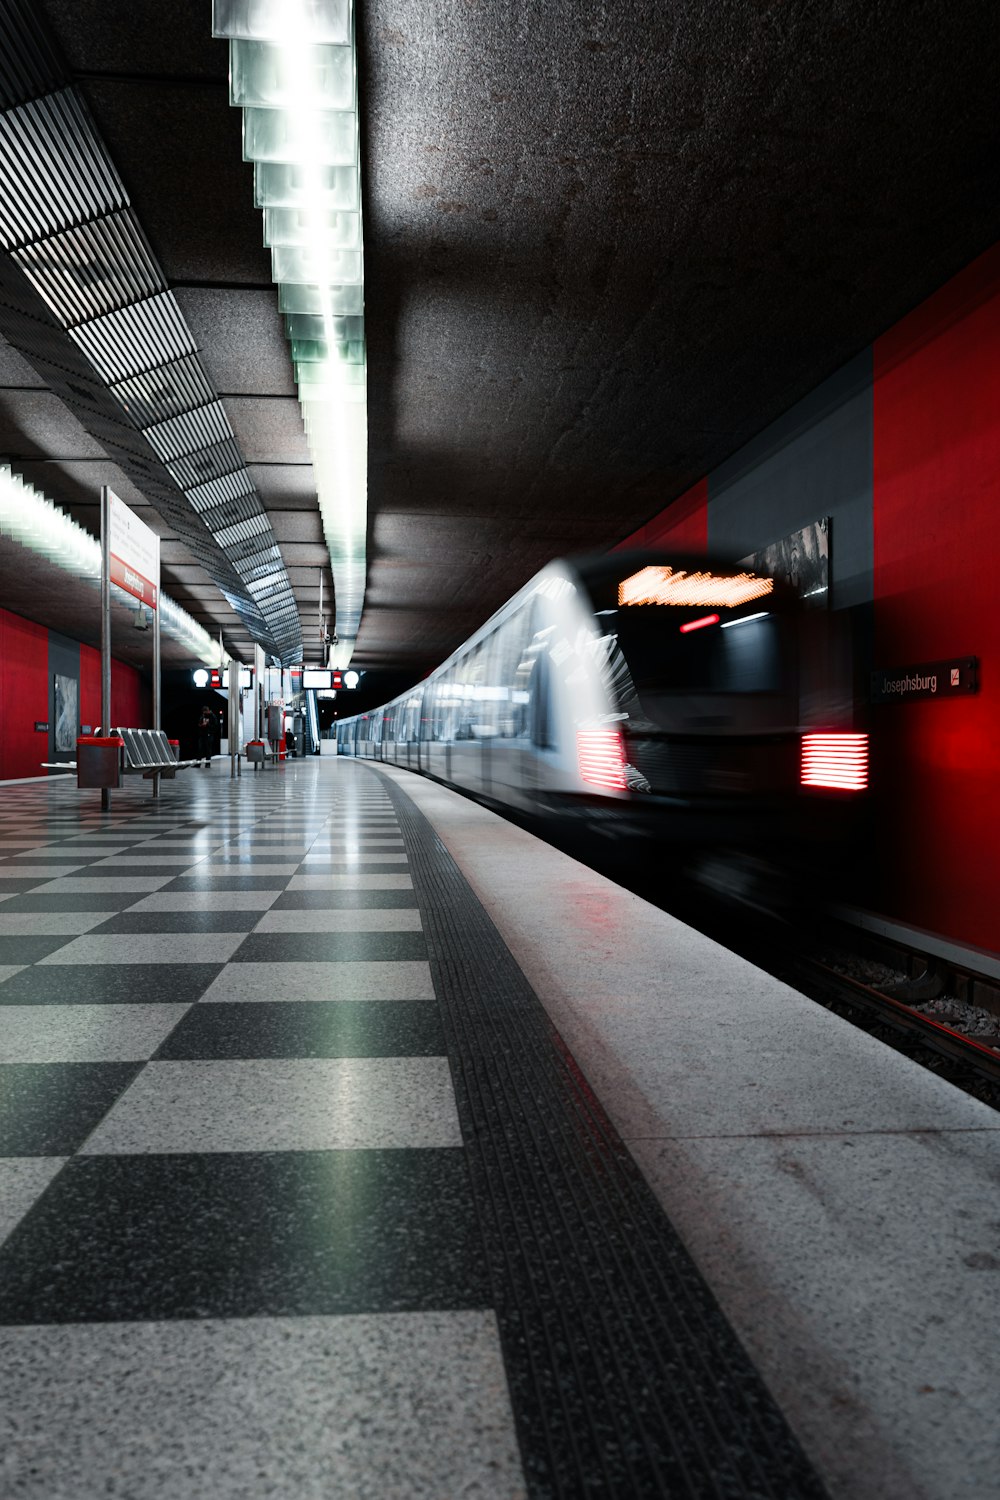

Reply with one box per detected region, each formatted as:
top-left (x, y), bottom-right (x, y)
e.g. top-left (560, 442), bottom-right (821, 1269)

top-left (0, 90), bottom-right (125, 249)
top-left (0, 6), bottom-right (306, 664)
top-left (112, 355), bottom-right (216, 427)
top-left (144, 399), bottom-right (233, 463)
top-left (240, 546), bottom-right (283, 574)
top-left (165, 436), bottom-right (244, 491)
top-left (69, 291), bottom-right (197, 383)
top-left (187, 468), bottom-right (257, 513)
top-left (214, 513), bottom-right (271, 549)
top-left (13, 212), bottom-right (163, 326)
top-left (0, 0), bottom-right (62, 108)
top-left (65, 404), bottom-right (158, 457)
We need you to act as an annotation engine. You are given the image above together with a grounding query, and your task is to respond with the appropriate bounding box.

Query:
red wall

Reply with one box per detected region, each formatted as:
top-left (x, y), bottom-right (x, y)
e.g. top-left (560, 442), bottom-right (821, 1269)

top-left (0, 607), bottom-right (49, 780)
top-left (612, 477), bottom-right (708, 551)
top-left (0, 612), bottom-right (150, 781)
top-left (79, 642), bottom-right (148, 731)
top-left (873, 243), bottom-right (1000, 953)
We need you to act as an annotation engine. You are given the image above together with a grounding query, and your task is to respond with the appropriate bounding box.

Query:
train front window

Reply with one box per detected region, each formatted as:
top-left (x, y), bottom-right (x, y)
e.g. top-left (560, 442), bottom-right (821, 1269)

top-left (626, 610), bottom-right (787, 695)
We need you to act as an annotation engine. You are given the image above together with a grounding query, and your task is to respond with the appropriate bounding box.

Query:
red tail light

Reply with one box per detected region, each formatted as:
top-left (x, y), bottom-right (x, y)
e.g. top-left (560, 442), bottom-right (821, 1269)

top-left (801, 732), bottom-right (869, 791)
top-left (577, 728), bottom-right (627, 791)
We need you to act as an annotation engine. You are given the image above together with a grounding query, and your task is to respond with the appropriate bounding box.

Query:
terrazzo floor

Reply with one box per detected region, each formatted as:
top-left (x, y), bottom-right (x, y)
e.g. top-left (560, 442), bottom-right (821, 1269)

top-left (0, 759), bottom-right (523, 1498)
top-left (0, 756), bottom-right (827, 1500)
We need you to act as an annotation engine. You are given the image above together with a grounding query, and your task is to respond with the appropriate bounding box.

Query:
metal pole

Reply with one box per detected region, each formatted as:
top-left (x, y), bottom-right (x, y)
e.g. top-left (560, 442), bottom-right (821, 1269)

top-left (229, 660), bottom-right (240, 779)
top-left (100, 486), bottom-right (112, 812)
top-left (151, 591), bottom-right (161, 798)
top-left (254, 644), bottom-right (265, 742)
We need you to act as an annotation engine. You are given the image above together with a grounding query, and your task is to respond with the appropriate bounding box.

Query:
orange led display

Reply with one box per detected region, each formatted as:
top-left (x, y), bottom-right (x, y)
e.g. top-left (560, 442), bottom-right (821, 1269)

top-left (618, 566), bottom-right (774, 609)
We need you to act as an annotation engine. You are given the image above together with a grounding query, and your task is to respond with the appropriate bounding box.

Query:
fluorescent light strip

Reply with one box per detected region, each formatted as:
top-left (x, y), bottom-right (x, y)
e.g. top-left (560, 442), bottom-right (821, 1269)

top-left (0, 466), bottom-right (221, 665)
top-left (213, 0), bottom-right (368, 669)
top-left (720, 611), bottom-right (771, 628)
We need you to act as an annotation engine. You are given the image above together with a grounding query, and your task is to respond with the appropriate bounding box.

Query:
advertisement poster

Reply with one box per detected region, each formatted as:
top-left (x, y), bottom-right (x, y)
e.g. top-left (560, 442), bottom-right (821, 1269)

top-left (53, 674), bottom-right (78, 752)
top-left (108, 490), bottom-right (160, 610)
top-left (741, 518), bottom-right (829, 605)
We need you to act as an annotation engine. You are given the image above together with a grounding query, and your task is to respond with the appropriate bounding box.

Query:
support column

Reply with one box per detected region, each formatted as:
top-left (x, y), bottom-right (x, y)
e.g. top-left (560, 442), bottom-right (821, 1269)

top-left (229, 660), bottom-right (241, 779)
top-left (99, 486), bottom-right (112, 812)
top-left (151, 588), bottom-right (161, 799)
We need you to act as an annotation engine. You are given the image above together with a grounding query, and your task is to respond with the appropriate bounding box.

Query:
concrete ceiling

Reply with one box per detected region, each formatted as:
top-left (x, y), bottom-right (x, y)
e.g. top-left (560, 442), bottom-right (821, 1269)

top-left (0, 0), bottom-right (998, 694)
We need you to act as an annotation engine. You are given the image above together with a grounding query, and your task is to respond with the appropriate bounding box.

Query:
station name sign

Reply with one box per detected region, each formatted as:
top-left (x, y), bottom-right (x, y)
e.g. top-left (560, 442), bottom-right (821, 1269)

top-left (109, 490), bottom-right (160, 610)
top-left (871, 656), bottom-right (978, 704)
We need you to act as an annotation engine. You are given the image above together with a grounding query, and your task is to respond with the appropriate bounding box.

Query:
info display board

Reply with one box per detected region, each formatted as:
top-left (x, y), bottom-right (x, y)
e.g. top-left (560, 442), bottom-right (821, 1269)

top-left (108, 490), bottom-right (160, 610)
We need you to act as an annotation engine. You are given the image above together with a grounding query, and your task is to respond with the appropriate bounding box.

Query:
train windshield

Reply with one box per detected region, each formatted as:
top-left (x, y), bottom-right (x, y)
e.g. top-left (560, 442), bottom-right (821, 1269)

top-left (579, 558), bottom-right (798, 728)
top-left (613, 607), bottom-right (788, 695)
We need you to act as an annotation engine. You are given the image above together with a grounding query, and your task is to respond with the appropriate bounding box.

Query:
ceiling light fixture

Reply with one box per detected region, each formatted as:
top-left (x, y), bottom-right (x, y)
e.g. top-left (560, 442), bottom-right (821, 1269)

top-left (213, 0), bottom-right (368, 669)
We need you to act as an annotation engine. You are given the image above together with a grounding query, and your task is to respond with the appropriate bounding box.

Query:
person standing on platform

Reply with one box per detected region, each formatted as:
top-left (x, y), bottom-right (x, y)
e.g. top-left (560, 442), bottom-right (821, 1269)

top-left (197, 705), bottom-right (218, 768)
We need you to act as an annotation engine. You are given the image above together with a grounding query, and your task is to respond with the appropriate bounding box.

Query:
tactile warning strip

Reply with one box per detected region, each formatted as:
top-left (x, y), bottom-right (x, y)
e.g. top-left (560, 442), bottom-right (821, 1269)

top-left (368, 761), bottom-right (827, 1500)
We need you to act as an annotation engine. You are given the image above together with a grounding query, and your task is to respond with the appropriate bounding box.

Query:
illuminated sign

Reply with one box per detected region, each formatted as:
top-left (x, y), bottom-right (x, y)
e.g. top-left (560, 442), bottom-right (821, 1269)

top-left (209, 667), bottom-right (253, 689)
top-left (301, 668), bottom-right (360, 690)
top-left (108, 490), bottom-right (160, 610)
top-left (618, 566), bottom-right (773, 609)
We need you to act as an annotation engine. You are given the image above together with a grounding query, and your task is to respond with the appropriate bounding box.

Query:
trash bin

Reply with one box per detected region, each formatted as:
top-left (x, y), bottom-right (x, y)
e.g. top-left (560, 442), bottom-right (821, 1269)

top-left (77, 735), bottom-right (123, 789)
top-left (168, 739), bottom-right (180, 761)
top-left (246, 739), bottom-right (267, 765)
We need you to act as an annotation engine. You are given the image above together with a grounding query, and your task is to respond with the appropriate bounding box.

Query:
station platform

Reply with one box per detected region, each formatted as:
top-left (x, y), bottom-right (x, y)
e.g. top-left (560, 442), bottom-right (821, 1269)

top-left (0, 757), bottom-right (996, 1499)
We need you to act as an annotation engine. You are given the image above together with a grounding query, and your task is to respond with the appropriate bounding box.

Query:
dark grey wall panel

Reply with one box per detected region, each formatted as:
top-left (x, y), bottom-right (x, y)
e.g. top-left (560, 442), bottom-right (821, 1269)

top-left (707, 351), bottom-right (873, 611)
top-left (47, 629), bottom-right (79, 768)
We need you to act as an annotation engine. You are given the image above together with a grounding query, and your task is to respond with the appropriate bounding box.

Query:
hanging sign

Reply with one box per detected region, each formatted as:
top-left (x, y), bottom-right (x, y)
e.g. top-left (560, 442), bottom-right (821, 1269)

top-left (108, 490), bottom-right (160, 610)
top-left (871, 656), bottom-right (978, 703)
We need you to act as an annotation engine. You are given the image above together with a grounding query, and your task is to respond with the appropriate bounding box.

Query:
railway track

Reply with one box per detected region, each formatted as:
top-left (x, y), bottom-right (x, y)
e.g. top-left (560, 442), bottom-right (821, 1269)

top-left (780, 946), bottom-right (1000, 1105)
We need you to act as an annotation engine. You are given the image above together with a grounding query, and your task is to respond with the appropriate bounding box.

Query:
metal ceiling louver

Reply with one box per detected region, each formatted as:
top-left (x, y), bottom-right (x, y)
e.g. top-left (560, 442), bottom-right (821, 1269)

top-left (145, 401), bottom-right (234, 465)
top-left (112, 355), bottom-right (216, 427)
top-left (0, 91), bottom-right (125, 248)
top-left (69, 293), bottom-right (197, 383)
top-left (0, 2), bottom-right (305, 662)
top-left (187, 477), bottom-right (258, 517)
top-left (14, 212), bottom-right (161, 326)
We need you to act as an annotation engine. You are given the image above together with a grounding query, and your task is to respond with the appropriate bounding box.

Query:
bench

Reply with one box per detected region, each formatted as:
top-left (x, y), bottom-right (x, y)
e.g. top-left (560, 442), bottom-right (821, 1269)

top-left (115, 728), bottom-right (198, 778)
top-left (44, 728), bottom-right (198, 796)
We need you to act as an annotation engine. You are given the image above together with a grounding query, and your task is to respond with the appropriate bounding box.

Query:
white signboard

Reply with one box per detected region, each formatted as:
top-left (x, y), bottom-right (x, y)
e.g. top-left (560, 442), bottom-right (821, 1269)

top-left (108, 490), bottom-right (160, 610)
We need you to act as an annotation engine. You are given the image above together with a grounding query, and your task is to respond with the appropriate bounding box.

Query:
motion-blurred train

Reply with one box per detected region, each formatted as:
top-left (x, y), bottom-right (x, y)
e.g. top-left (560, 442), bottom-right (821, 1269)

top-left (336, 552), bottom-right (869, 868)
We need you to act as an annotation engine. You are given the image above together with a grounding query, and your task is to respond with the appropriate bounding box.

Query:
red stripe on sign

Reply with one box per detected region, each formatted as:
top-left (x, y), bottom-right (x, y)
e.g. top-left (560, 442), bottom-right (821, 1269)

top-left (110, 553), bottom-right (158, 609)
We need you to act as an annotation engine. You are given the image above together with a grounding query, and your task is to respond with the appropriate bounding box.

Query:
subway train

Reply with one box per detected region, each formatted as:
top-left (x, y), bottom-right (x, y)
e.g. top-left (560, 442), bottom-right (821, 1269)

top-left (336, 552), bottom-right (869, 873)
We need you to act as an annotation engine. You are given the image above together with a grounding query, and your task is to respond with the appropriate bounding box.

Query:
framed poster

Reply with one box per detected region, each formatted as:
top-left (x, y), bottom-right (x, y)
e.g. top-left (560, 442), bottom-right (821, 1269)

top-left (53, 673), bottom-right (78, 753)
top-left (741, 518), bottom-right (830, 605)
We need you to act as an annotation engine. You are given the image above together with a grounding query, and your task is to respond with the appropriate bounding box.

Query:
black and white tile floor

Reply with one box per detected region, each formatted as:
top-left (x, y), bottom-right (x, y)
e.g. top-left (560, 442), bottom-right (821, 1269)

top-left (0, 761), bottom-right (519, 1497)
top-left (0, 758), bottom-right (825, 1499)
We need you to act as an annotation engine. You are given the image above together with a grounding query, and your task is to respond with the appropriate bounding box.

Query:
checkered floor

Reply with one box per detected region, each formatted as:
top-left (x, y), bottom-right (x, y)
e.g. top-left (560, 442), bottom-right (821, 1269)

top-left (0, 759), bottom-right (523, 1497)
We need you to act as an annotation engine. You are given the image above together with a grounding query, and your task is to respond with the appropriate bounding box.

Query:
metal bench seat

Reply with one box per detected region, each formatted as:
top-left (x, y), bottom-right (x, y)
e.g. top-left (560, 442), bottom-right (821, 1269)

top-left (115, 728), bottom-right (197, 776)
